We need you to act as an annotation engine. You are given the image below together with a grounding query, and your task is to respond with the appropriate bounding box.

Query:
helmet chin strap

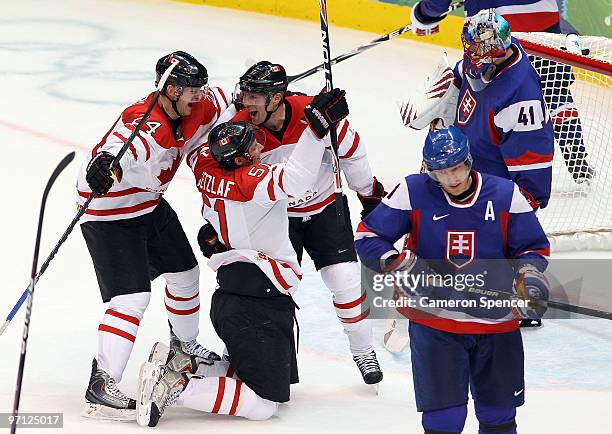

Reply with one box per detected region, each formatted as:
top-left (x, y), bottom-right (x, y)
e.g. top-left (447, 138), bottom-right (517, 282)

top-left (260, 94), bottom-right (283, 125)
top-left (161, 88), bottom-right (183, 118)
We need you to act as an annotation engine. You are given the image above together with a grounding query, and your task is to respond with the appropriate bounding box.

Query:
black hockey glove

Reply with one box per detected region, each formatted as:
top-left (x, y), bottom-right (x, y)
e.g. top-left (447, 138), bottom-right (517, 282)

top-left (85, 152), bottom-right (122, 195)
top-left (358, 177), bottom-right (386, 219)
top-left (304, 88), bottom-right (349, 139)
top-left (197, 223), bottom-right (228, 258)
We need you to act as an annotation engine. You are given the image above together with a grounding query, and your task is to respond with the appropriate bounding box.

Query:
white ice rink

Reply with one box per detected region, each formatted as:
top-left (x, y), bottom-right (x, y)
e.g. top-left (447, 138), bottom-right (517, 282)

top-left (1, 1), bottom-right (611, 433)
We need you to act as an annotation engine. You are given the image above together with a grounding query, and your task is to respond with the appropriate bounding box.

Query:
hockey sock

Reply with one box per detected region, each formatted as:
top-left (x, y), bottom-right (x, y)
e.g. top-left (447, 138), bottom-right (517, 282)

top-left (164, 265), bottom-right (200, 342)
top-left (194, 360), bottom-right (239, 379)
top-left (98, 292), bottom-right (150, 382)
top-left (320, 262), bottom-right (373, 354)
top-left (422, 405), bottom-right (467, 434)
top-left (474, 401), bottom-right (517, 434)
top-left (177, 377), bottom-right (278, 420)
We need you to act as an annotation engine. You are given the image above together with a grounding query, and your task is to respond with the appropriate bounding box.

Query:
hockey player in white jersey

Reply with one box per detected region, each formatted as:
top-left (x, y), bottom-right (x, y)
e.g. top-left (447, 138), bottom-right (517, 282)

top-left (227, 61), bottom-right (385, 384)
top-left (136, 89), bottom-right (349, 426)
top-left (77, 51), bottom-right (228, 420)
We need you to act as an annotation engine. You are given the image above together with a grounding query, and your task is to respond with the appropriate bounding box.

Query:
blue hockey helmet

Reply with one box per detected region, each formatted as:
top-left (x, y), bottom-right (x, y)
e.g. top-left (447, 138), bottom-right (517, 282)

top-left (422, 126), bottom-right (472, 175)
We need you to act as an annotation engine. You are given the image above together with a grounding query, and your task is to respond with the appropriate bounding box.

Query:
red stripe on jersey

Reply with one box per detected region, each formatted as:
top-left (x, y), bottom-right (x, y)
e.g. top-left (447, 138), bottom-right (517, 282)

top-left (356, 221), bottom-right (375, 235)
top-left (488, 110), bottom-right (501, 146)
top-left (504, 12), bottom-right (559, 33)
top-left (340, 132), bottom-right (360, 159)
top-left (337, 121), bottom-right (349, 144)
top-left (499, 211), bottom-right (510, 255)
top-left (339, 308), bottom-right (370, 324)
top-left (84, 198), bottom-right (160, 216)
top-left (165, 303), bottom-right (200, 315)
top-left (504, 151), bottom-right (553, 167)
top-left (268, 167), bottom-right (277, 201)
top-left (278, 168), bottom-right (286, 194)
top-left (405, 209), bottom-right (421, 252)
top-left (137, 134), bottom-right (151, 161)
top-left (229, 380), bottom-right (242, 416)
top-left (333, 292), bottom-right (366, 309)
top-left (165, 287), bottom-right (199, 302)
top-left (517, 247), bottom-right (550, 257)
top-left (281, 262), bottom-right (302, 280)
top-left (98, 324), bottom-right (136, 342)
top-left (92, 116), bottom-right (122, 158)
top-left (216, 87), bottom-right (228, 106)
top-left (268, 258), bottom-right (292, 290)
top-left (288, 193), bottom-right (335, 213)
top-left (211, 377), bottom-right (226, 414)
top-left (105, 309), bottom-right (140, 326)
top-left (226, 364), bottom-right (235, 378)
top-left (78, 186), bottom-right (149, 198)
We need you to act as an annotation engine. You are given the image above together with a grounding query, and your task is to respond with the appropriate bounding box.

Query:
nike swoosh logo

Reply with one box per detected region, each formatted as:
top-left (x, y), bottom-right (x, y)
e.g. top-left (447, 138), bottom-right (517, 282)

top-left (432, 214), bottom-right (450, 221)
top-left (338, 249), bottom-right (349, 254)
top-left (514, 389), bottom-right (524, 396)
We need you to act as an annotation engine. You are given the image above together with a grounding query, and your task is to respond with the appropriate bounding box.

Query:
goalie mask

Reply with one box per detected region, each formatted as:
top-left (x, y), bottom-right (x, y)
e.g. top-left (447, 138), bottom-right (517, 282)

top-left (462, 9), bottom-right (511, 78)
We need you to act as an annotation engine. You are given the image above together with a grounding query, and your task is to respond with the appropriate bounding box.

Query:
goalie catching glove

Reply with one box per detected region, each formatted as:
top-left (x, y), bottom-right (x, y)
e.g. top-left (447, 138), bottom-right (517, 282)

top-left (398, 52), bottom-right (458, 130)
top-left (513, 264), bottom-right (550, 320)
top-left (197, 222), bottom-right (227, 258)
top-left (304, 88), bottom-right (349, 139)
top-left (86, 152), bottom-right (123, 195)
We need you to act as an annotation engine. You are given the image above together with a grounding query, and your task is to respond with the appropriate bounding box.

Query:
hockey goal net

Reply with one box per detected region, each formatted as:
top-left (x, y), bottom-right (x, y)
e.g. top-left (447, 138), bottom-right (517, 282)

top-left (514, 32), bottom-right (612, 252)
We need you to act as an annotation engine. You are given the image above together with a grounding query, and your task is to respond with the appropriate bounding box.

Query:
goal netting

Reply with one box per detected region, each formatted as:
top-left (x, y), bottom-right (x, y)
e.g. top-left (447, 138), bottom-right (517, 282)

top-left (515, 32), bottom-right (612, 252)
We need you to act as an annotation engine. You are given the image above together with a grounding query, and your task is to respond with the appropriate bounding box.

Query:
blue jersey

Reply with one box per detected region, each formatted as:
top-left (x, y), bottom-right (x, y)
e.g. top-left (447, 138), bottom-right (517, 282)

top-left (453, 38), bottom-right (554, 208)
top-left (355, 171), bottom-right (549, 334)
top-left (418, 0), bottom-right (560, 32)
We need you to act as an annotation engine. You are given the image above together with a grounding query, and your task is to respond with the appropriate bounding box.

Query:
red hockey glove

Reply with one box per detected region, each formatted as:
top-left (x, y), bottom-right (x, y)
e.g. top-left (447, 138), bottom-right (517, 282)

top-left (358, 177), bottom-right (386, 219)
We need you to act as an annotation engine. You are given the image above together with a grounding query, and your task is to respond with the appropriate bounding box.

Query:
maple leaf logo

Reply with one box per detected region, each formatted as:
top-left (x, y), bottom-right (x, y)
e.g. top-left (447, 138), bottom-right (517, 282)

top-left (157, 151), bottom-right (182, 186)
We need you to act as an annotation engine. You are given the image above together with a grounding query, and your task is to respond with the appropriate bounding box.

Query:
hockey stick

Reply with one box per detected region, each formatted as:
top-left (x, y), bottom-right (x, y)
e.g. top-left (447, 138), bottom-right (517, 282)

top-left (317, 0), bottom-right (345, 227)
top-left (0, 61), bottom-right (180, 337)
top-left (288, 0), bottom-right (466, 84)
top-left (400, 283), bottom-right (612, 321)
top-left (11, 152), bottom-right (75, 434)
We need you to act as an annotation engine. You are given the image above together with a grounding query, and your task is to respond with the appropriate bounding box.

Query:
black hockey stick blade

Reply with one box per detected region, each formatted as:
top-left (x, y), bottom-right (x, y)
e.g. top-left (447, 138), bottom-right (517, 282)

top-left (11, 151), bottom-right (75, 434)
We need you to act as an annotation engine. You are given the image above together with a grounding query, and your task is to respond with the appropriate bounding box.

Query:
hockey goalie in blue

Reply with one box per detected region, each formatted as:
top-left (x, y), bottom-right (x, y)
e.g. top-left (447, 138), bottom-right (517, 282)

top-left (355, 126), bottom-right (551, 434)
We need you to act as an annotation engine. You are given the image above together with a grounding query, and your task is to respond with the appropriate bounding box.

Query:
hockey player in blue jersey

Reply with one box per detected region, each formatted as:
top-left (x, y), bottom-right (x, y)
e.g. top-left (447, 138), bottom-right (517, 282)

top-left (355, 127), bottom-right (550, 434)
top-left (404, 10), bottom-right (555, 209)
top-left (409, 1), bottom-right (595, 182)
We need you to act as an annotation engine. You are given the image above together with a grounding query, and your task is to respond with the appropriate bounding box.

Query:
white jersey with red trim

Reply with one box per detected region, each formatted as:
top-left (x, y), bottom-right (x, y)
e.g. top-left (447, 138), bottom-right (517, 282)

top-left (232, 96), bottom-right (375, 217)
top-left (189, 124), bottom-right (328, 295)
top-left (76, 86), bottom-right (229, 222)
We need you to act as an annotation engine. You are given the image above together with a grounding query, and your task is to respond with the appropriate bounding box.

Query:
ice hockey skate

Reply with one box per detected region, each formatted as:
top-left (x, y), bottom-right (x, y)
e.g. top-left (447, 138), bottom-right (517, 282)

top-left (353, 350), bottom-right (383, 385)
top-left (82, 358), bottom-right (136, 421)
top-left (149, 341), bottom-right (213, 373)
top-left (136, 361), bottom-right (192, 427)
top-left (170, 329), bottom-right (221, 361)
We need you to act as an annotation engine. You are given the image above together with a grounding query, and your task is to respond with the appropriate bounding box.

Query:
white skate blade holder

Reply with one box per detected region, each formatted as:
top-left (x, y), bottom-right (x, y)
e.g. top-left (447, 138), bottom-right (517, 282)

top-left (81, 402), bottom-right (136, 422)
top-left (383, 318), bottom-right (409, 354)
top-left (137, 362), bottom-right (162, 427)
